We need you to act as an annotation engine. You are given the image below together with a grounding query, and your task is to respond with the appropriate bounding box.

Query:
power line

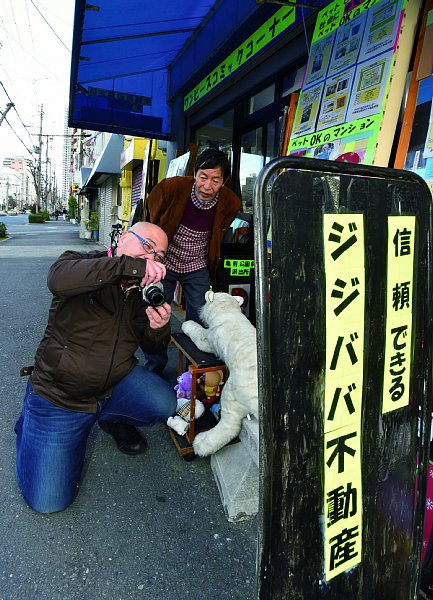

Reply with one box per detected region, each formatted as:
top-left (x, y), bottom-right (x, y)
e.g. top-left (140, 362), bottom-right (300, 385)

top-left (3, 117), bottom-right (35, 158)
top-left (30, 0), bottom-right (70, 53)
top-left (0, 80), bottom-right (34, 146)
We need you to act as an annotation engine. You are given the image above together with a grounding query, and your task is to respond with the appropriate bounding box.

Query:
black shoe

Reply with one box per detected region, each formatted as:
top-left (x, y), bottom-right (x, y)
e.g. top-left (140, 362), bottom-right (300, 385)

top-left (98, 420), bottom-right (147, 455)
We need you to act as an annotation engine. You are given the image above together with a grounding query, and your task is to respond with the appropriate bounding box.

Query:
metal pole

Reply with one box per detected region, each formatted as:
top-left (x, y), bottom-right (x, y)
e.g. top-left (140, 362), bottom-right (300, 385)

top-left (36, 105), bottom-right (43, 213)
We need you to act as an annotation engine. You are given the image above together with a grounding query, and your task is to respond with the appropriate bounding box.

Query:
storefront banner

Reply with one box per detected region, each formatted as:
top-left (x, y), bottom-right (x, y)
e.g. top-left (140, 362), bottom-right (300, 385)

top-left (328, 13), bottom-right (367, 77)
top-left (304, 31), bottom-right (337, 87)
top-left (345, 51), bottom-right (393, 122)
top-left (184, 5), bottom-right (296, 112)
top-left (317, 67), bottom-right (356, 131)
top-left (359, 0), bottom-right (406, 60)
top-left (291, 81), bottom-right (324, 137)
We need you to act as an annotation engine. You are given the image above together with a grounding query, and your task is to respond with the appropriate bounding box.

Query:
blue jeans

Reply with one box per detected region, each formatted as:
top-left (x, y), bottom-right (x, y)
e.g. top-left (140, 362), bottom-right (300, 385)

top-left (145, 266), bottom-right (211, 374)
top-left (14, 365), bottom-right (176, 514)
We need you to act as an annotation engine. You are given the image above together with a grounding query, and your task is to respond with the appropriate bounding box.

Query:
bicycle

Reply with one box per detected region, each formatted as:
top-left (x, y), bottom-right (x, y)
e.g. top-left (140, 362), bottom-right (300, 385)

top-left (109, 223), bottom-right (123, 255)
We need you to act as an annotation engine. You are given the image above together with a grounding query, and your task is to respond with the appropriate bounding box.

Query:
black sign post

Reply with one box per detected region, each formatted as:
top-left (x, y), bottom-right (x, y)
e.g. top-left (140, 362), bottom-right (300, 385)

top-left (253, 157), bottom-right (433, 599)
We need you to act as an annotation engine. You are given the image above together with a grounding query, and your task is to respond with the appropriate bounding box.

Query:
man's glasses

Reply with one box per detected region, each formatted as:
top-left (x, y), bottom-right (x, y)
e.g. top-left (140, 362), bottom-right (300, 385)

top-left (128, 231), bottom-right (166, 263)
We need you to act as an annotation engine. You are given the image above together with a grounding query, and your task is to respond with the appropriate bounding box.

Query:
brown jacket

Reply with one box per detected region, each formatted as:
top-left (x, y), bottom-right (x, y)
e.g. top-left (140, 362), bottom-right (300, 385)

top-left (147, 176), bottom-right (241, 274)
top-left (30, 250), bottom-right (170, 413)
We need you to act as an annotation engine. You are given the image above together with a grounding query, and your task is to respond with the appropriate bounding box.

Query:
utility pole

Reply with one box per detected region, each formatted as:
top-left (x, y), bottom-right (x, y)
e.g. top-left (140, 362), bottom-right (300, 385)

top-left (36, 105), bottom-right (43, 213)
top-left (0, 102), bottom-right (14, 127)
top-left (5, 178), bottom-right (9, 213)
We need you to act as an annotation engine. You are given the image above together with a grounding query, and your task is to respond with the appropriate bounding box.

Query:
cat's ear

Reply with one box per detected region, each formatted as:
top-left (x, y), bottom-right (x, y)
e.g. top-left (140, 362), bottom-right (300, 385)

top-left (205, 289), bottom-right (215, 303)
top-left (232, 295), bottom-right (244, 306)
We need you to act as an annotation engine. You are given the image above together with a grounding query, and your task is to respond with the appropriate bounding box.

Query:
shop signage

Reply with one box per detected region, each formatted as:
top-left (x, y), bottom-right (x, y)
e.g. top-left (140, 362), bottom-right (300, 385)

top-left (382, 217), bottom-right (415, 413)
top-left (184, 5), bottom-right (296, 112)
top-left (323, 213), bottom-right (365, 580)
top-left (323, 212), bottom-right (416, 579)
top-left (255, 157), bottom-right (432, 598)
top-left (288, 113), bottom-right (381, 163)
top-left (87, 86), bottom-right (152, 112)
top-left (223, 258), bottom-right (254, 276)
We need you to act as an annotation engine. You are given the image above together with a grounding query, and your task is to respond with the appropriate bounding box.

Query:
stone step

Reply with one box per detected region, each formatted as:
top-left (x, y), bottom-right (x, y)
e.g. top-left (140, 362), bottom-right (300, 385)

top-left (211, 442), bottom-right (259, 522)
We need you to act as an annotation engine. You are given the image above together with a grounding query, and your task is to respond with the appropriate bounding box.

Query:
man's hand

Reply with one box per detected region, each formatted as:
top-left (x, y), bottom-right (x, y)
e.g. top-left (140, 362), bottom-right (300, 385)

top-left (140, 260), bottom-right (166, 287)
top-left (146, 302), bottom-right (171, 330)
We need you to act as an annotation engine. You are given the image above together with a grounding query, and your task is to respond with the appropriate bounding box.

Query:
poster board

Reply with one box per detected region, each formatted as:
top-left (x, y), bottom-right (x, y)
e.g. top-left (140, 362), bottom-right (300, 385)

top-left (288, 0), bottom-right (421, 167)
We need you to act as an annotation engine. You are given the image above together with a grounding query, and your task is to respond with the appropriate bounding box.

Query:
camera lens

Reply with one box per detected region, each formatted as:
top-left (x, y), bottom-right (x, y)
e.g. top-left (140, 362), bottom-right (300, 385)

top-left (141, 283), bottom-right (166, 307)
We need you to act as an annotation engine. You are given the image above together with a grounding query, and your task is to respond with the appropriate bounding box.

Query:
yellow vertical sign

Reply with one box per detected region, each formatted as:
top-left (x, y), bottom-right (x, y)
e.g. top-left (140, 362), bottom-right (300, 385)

top-left (323, 214), bottom-right (364, 580)
top-left (382, 216), bottom-right (416, 414)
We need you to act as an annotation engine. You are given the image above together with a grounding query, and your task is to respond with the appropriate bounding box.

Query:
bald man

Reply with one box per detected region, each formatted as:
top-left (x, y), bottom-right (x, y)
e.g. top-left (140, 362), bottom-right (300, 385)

top-left (15, 222), bottom-right (176, 513)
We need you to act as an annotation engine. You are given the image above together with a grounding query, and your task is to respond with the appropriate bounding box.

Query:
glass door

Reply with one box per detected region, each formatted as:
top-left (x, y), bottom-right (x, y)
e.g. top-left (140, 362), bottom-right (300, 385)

top-left (239, 127), bottom-right (264, 212)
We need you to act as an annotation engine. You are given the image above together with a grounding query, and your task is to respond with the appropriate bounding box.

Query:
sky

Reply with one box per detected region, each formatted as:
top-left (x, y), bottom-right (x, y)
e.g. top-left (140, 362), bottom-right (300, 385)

top-left (0, 0), bottom-right (75, 183)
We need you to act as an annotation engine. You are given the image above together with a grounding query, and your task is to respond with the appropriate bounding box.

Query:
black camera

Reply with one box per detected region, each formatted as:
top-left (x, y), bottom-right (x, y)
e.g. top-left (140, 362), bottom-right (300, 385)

top-left (141, 282), bottom-right (166, 307)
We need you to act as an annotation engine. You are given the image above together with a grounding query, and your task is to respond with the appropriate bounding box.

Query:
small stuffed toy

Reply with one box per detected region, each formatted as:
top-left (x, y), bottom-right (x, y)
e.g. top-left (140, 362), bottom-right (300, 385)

top-left (174, 371), bottom-right (192, 400)
top-left (199, 370), bottom-right (224, 405)
top-left (166, 397), bottom-right (205, 436)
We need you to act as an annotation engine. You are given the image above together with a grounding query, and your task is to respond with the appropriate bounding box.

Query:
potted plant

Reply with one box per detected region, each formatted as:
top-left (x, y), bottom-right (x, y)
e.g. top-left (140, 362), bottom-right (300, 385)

top-left (86, 211), bottom-right (99, 240)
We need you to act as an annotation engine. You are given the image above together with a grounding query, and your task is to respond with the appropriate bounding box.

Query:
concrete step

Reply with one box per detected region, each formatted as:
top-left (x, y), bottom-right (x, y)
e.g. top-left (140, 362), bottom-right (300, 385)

top-left (239, 416), bottom-right (259, 468)
top-left (211, 442), bottom-right (259, 522)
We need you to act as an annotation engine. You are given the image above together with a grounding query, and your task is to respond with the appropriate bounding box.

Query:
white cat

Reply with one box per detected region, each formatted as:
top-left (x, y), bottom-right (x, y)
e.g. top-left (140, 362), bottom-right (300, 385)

top-left (181, 291), bottom-right (258, 457)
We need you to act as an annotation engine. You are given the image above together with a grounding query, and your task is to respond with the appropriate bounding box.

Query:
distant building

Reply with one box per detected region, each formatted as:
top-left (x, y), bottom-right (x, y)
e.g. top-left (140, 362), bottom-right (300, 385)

top-left (1, 157), bottom-right (34, 208)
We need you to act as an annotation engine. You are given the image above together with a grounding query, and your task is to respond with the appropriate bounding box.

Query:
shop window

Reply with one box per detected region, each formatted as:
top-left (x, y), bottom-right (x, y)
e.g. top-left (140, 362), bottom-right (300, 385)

top-left (403, 75), bottom-right (433, 176)
top-left (281, 65), bottom-right (306, 97)
top-left (239, 127), bottom-right (264, 212)
top-left (195, 109), bottom-right (234, 156)
top-left (266, 121), bottom-right (277, 163)
top-left (247, 84), bottom-right (275, 115)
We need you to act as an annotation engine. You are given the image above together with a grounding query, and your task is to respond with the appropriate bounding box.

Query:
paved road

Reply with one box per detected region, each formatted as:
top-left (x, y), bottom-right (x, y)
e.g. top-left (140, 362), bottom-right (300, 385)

top-left (0, 219), bottom-right (257, 600)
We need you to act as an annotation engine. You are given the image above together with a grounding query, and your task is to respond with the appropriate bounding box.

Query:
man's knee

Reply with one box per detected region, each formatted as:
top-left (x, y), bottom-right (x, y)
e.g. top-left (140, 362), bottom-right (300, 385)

top-left (19, 485), bottom-right (76, 514)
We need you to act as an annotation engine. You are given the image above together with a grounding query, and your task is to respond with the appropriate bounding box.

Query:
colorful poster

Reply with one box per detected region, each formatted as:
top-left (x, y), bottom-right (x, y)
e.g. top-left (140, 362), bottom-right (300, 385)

top-left (345, 51), bottom-right (393, 122)
top-left (328, 14), bottom-right (367, 77)
top-left (291, 81), bottom-right (324, 137)
top-left (304, 31), bottom-right (336, 87)
top-left (317, 67), bottom-right (356, 131)
top-left (359, 0), bottom-right (405, 60)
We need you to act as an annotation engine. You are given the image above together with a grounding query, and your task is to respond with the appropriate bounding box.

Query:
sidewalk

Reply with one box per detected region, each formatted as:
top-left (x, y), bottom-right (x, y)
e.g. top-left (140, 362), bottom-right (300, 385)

top-left (0, 220), bottom-right (257, 600)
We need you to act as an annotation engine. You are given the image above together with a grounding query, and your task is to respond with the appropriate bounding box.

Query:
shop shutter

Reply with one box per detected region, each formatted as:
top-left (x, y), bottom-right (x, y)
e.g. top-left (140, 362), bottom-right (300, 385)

top-left (131, 166), bottom-right (142, 210)
top-left (99, 179), bottom-right (113, 248)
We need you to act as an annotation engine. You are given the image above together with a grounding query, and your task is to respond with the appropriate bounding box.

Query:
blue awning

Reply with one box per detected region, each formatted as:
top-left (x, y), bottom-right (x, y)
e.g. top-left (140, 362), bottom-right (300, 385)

top-left (69, 0), bottom-right (278, 139)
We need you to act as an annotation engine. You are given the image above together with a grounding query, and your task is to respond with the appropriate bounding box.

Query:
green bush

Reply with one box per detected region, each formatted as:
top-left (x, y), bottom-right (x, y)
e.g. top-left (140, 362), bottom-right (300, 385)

top-left (40, 210), bottom-right (50, 221)
top-left (86, 211), bottom-right (99, 231)
top-left (0, 221), bottom-right (7, 238)
top-left (68, 194), bottom-right (78, 220)
top-left (28, 213), bottom-right (45, 223)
